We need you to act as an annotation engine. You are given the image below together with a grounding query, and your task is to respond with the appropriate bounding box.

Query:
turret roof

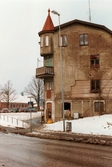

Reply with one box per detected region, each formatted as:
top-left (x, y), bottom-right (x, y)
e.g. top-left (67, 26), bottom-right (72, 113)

top-left (42, 9), bottom-right (54, 31)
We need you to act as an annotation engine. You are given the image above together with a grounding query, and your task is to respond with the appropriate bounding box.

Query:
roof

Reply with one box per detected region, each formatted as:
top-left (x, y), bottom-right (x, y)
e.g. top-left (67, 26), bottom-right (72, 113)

top-left (12, 95), bottom-right (35, 103)
top-left (55, 19), bottom-right (112, 35)
top-left (42, 9), bottom-right (54, 31)
top-left (39, 12), bottom-right (112, 35)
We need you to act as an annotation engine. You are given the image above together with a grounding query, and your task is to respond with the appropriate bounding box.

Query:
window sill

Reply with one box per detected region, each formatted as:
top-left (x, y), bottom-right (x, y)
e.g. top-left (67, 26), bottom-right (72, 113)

top-left (91, 66), bottom-right (99, 68)
top-left (91, 90), bottom-right (100, 93)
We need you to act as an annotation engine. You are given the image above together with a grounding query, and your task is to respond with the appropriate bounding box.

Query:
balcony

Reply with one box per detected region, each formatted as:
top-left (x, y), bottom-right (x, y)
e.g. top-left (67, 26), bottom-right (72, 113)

top-left (36, 66), bottom-right (54, 78)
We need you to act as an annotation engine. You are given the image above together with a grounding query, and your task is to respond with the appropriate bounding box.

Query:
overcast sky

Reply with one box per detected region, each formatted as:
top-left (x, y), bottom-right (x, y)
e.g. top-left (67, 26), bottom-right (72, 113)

top-left (0, 0), bottom-right (112, 94)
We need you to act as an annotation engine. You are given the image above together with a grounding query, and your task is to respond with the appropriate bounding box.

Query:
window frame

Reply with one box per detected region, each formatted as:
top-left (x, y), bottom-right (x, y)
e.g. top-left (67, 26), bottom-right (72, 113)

top-left (45, 56), bottom-right (53, 67)
top-left (91, 80), bottom-right (100, 93)
top-left (94, 101), bottom-right (104, 112)
top-left (59, 35), bottom-right (67, 47)
top-left (80, 34), bottom-right (88, 46)
top-left (47, 90), bottom-right (51, 99)
top-left (40, 36), bottom-right (44, 47)
top-left (46, 81), bottom-right (53, 99)
top-left (46, 81), bottom-right (53, 91)
top-left (90, 54), bottom-right (99, 68)
top-left (45, 35), bottom-right (49, 47)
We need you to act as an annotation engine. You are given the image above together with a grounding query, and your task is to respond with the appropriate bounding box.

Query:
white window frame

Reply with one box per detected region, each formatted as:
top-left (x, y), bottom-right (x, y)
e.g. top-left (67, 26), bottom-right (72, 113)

top-left (45, 35), bottom-right (49, 46)
top-left (80, 34), bottom-right (88, 46)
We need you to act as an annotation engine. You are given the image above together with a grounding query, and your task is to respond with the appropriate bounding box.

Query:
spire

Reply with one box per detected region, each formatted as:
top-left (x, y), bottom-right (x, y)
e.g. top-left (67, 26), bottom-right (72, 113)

top-left (42, 9), bottom-right (54, 31)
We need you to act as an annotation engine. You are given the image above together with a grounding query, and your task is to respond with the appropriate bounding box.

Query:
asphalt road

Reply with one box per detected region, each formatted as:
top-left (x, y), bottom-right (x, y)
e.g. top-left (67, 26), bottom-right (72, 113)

top-left (0, 132), bottom-right (112, 167)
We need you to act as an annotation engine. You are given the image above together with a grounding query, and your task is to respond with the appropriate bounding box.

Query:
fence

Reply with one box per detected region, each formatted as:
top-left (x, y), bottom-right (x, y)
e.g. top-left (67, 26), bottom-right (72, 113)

top-left (0, 114), bottom-right (29, 128)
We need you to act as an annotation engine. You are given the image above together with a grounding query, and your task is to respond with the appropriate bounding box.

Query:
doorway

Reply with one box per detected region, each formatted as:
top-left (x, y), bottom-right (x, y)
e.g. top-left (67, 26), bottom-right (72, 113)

top-left (64, 102), bottom-right (71, 118)
top-left (46, 102), bottom-right (52, 119)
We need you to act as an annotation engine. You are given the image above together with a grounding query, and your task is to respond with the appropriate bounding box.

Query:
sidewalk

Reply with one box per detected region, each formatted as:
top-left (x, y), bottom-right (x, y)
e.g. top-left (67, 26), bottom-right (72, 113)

top-left (1, 124), bottom-right (112, 146)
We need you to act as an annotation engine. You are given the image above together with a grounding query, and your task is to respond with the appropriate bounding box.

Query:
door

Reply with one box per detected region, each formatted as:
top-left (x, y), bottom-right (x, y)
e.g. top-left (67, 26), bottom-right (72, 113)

top-left (46, 103), bottom-right (52, 119)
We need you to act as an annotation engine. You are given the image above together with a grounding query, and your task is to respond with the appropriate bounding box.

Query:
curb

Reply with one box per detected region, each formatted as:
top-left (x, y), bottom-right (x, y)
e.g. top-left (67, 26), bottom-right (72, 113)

top-left (1, 125), bottom-right (112, 146)
top-left (25, 131), bottom-right (112, 146)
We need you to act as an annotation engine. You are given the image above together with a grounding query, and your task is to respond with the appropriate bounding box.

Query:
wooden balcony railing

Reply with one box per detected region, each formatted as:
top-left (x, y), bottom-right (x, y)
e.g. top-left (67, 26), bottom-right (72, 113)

top-left (36, 66), bottom-right (54, 78)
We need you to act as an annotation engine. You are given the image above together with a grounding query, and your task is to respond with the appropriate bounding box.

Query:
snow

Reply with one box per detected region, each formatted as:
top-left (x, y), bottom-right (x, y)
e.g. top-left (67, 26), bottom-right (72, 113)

top-left (0, 113), bottom-right (112, 136)
top-left (44, 114), bottom-right (112, 136)
top-left (12, 95), bottom-right (35, 103)
top-left (0, 112), bottom-right (41, 128)
top-left (0, 95), bottom-right (30, 103)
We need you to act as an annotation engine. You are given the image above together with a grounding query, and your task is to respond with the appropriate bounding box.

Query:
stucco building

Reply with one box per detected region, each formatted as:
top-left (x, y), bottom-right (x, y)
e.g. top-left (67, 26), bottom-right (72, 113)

top-left (36, 9), bottom-right (112, 123)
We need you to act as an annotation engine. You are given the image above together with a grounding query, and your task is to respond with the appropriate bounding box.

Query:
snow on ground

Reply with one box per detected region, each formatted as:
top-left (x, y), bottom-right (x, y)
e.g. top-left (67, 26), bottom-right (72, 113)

top-left (0, 112), bottom-right (41, 120)
top-left (0, 112), bottom-right (41, 128)
top-left (44, 114), bottom-right (112, 136)
top-left (0, 113), bottom-right (112, 136)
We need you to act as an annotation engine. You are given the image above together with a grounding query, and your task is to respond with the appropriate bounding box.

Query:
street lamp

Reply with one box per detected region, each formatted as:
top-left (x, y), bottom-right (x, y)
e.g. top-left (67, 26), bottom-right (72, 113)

top-left (51, 10), bottom-right (65, 131)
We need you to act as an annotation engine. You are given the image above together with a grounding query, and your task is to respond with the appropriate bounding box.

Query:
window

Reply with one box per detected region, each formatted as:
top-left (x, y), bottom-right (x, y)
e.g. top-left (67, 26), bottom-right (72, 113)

top-left (59, 35), bottom-right (67, 47)
top-left (80, 34), bottom-right (88, 46)
top-left (47, 90), bottom-right (51, 99)
top-left (91, 55), bottom-right (99, 68)
top-left (46, 81), bottom-right (53, 99)
top-left (46, 81), bottom-right (53, 90)
top-left (94, 102), bottom-right (104, 112)
top-left (40, 36), bottom-right (43, 47)
top-left (91, 80), bottom-right (100, 93)
top-left (40, 36), bottom-right (49, 47)
top-left (46, 56), bottom-right (53, 66)
top-left (45, 35), bottom-right (49, 46)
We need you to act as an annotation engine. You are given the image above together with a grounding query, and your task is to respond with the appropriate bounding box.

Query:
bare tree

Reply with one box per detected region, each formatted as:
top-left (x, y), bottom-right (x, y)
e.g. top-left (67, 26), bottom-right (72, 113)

top-left (0, 80), bottom-right (17, 108)
top-left (24, 77), bottom-right (44, 111)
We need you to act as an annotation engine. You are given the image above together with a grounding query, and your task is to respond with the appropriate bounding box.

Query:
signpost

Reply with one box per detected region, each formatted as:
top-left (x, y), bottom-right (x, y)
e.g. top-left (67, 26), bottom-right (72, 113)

top-left (28, 101), bottom-right (33, 132)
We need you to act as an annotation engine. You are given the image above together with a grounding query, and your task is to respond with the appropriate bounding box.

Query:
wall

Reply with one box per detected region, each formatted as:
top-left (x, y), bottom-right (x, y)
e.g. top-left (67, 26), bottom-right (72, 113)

top-left (53, 23), bottom-right (112, 121)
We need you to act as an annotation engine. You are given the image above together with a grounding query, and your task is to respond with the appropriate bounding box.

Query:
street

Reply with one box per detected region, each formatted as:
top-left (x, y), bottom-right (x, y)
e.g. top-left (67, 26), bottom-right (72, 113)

top-left (0, 132), bottom-right (112, 167)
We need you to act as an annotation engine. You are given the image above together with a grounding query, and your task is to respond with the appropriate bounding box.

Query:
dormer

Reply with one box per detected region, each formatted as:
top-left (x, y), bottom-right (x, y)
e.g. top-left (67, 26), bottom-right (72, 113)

top-left (38, 9), bottom-right (55, 56)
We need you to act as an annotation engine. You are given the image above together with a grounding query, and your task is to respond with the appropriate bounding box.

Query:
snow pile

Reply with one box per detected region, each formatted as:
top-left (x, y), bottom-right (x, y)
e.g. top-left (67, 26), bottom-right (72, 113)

top-left (44, 114), bottom-right (112, 136)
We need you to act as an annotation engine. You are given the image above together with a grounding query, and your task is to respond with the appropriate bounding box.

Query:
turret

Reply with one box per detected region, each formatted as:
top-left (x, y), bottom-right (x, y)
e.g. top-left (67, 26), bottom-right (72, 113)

top-left (38, 9), bottom-right (55, 56)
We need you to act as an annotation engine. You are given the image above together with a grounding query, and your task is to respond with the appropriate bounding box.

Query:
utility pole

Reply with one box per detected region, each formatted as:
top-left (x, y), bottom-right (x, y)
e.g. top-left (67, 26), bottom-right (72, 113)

top-left (51, 10), bottom-right (65, 131)
top-left (28, 96), bottom-right (33, 132)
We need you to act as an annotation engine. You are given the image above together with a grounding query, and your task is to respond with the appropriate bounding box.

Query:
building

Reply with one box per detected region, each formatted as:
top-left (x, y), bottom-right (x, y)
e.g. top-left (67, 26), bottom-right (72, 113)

top-left (36, 9), bottom-right (112, 123)
top-left (0, 95), bottom-right (31, 111)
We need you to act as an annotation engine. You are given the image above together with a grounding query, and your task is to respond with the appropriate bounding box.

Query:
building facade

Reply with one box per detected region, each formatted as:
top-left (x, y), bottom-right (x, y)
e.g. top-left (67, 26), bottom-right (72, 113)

top-left (36, 9), bottom-right (112, 123)
top-left (0, 95), bottom-right (30, 111)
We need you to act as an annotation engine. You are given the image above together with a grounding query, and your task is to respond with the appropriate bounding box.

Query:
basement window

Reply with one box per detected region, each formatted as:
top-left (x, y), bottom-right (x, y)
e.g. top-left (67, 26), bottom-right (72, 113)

top-left (91, 54), bottom-right (99, 68)
top-left (91, 80), bottom-right (100, 93)
top-left (80, 34), bottom-right (88, 46)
